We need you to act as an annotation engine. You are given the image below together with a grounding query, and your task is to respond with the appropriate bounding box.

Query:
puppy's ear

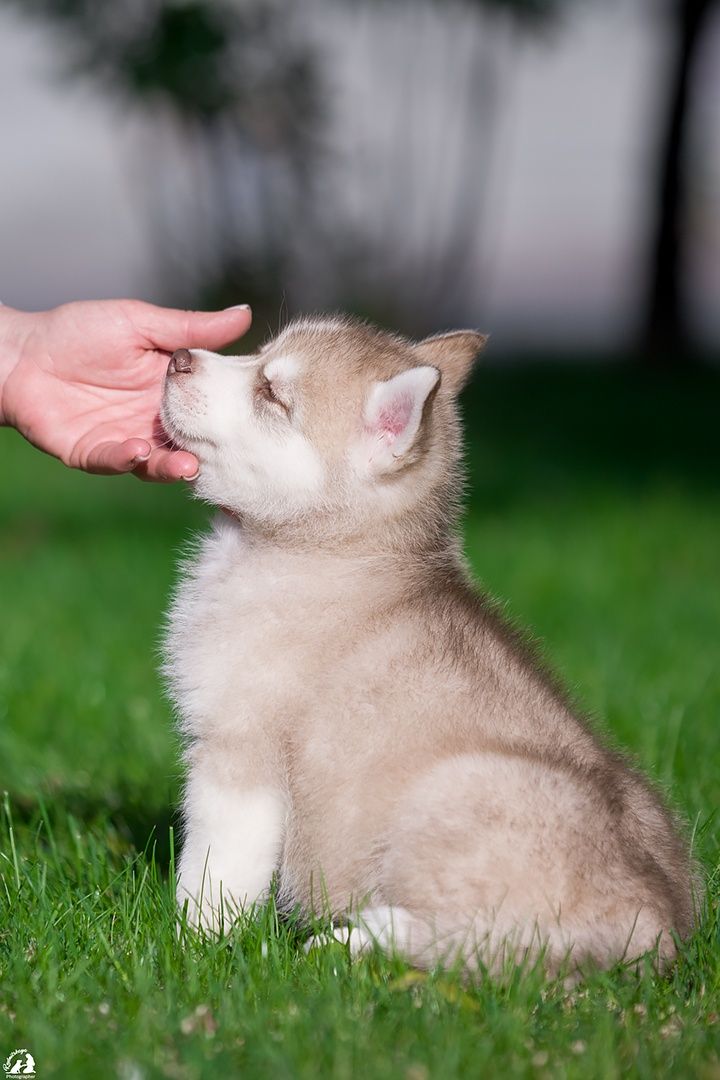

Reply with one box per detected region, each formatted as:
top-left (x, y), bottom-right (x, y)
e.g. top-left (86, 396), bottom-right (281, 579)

top-left (361, 365), bottom-right (440, 474)
top-left (413, 330), bottom-right (487, 394)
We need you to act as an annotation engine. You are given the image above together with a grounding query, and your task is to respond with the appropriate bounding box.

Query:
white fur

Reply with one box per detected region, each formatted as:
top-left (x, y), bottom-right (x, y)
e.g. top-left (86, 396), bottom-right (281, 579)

top-left (178, 767), bottom-right (286, 933)
top-left (161, 348), bottom-right (324, 520)
top-left (263, 353), bottom-right (301, 382)
top-left (165, 519), bottom-right (342, 932)
top-left (164, 520), bottom-right (329, 737)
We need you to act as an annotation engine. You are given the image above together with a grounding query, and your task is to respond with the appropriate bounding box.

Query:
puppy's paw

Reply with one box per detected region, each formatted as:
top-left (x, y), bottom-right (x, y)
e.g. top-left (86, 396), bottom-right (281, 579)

top-left (304, 923), bottom-right (375, 956)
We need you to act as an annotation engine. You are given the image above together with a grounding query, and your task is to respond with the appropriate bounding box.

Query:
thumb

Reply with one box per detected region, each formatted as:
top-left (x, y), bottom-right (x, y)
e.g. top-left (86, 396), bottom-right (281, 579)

top-left (137, 302), bottom-right (253, 352)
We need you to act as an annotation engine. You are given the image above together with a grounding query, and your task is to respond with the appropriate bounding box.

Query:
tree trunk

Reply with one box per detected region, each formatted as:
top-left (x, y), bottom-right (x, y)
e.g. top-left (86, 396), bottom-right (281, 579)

top-left (641, 0), bottom-right (717, 364)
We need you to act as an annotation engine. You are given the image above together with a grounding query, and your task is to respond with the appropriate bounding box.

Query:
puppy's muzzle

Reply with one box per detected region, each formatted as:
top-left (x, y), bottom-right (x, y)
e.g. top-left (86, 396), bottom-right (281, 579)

top-left (168, 348), bottom-right (194, 375)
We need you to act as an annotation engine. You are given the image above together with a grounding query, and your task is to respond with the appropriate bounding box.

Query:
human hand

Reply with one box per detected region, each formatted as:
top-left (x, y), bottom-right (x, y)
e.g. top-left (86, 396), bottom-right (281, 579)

top-left (0, 298), bottom-right (252, 481)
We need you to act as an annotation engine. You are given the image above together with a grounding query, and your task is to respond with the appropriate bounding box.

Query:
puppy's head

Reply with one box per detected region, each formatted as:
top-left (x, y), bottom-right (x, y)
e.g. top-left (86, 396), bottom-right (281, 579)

top-left (161, 315), bottom-right (486, 543)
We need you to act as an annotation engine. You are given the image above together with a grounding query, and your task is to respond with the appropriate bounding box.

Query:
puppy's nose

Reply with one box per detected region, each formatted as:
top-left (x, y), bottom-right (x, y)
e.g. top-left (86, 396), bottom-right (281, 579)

top-left (168, 348), bottom-right (193, 374)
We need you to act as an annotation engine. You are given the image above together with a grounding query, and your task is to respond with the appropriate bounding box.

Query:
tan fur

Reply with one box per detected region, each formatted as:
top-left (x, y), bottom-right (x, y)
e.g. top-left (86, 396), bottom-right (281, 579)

top-left (162, 315), bottom-right (695, 977)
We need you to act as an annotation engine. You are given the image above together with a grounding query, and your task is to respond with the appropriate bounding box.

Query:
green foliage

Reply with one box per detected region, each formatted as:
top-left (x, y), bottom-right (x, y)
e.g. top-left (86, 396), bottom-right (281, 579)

top-left (12, 0), bottom-right (236, 114)
top-left (1, 365), bottom-right (719, 1077)
top-left (100, 3), bottom-right (243, 117)
top-left (1, 0), bottom-right (321, 125)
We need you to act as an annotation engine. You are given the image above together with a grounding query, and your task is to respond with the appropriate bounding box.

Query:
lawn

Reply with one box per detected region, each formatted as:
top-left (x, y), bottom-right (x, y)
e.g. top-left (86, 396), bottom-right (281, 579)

top-left (1, 364), bottom-right (719, 1079)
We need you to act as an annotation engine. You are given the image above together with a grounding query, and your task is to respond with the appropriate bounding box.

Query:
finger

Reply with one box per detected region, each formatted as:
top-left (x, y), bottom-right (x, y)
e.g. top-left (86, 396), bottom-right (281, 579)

top-left (85, 438), bottom-right (151, 475)
top-left (137, 302), bottom-right (253, 352)
top-left (132, 447), bottom-right (199, 484)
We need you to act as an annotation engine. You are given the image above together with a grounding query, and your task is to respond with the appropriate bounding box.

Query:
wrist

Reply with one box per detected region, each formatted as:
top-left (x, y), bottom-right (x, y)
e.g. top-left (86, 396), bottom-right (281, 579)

top-left (0, 305), bottom-right (32, 427)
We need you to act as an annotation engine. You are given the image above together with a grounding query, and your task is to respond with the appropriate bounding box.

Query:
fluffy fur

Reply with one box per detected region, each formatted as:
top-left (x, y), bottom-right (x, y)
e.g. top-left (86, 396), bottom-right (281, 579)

top-left (161, 315), bottom-right (695, 976)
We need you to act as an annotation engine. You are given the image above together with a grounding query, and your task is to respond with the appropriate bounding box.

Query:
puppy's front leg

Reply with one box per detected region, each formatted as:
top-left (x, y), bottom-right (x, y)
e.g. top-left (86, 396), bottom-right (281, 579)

top-left (177, 746), bottom-right (286, 934)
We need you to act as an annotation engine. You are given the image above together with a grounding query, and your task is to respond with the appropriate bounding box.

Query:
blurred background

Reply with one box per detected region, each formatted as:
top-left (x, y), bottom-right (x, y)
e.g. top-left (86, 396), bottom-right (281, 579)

top-left (1, 0), bottom-right (719, 361)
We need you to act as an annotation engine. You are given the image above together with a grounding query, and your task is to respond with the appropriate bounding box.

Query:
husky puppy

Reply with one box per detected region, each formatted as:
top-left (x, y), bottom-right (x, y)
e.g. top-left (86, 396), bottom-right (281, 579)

top-left (161, 316), bottom-right (694, 975)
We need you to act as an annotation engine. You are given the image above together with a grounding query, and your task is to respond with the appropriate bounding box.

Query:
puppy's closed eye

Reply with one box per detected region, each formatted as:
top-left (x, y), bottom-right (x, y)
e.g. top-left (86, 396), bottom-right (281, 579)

top-left (256, 377), bottom-right (290, 415)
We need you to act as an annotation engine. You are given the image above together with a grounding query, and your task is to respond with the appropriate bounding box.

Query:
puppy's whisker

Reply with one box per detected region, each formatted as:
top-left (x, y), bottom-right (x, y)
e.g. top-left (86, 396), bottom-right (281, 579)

top-left (277, 293), bottom-right (288, 335)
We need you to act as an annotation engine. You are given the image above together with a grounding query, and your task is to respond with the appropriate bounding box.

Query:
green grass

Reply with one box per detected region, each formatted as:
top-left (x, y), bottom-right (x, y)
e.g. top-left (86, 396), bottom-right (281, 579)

top-left (1, 365), bottom-right (719, 1078)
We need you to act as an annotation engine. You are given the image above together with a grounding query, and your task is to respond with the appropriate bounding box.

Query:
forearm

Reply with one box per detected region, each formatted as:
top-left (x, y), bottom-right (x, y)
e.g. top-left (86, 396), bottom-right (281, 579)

top-left (0, 305), bottom-right (31, 427)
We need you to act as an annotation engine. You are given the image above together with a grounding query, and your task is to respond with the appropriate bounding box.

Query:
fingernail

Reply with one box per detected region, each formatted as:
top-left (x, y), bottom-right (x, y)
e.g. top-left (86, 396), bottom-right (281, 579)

top-left (183, 469), bottom-right (200, 482)
top-left (225, 303), bottom-right (251, 312)
top-left (132, 453), bottom-right (150, 465)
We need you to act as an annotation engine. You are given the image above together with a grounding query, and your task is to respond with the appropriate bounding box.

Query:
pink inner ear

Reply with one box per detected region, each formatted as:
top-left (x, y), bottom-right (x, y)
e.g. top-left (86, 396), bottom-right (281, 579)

top-left (375, 392), bottom-right (413, 441)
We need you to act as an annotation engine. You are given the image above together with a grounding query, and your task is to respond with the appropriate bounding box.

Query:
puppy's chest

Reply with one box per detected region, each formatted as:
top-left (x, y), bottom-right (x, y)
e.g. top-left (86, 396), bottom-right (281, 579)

top-left (165, 544), bottom-right (336, 734)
